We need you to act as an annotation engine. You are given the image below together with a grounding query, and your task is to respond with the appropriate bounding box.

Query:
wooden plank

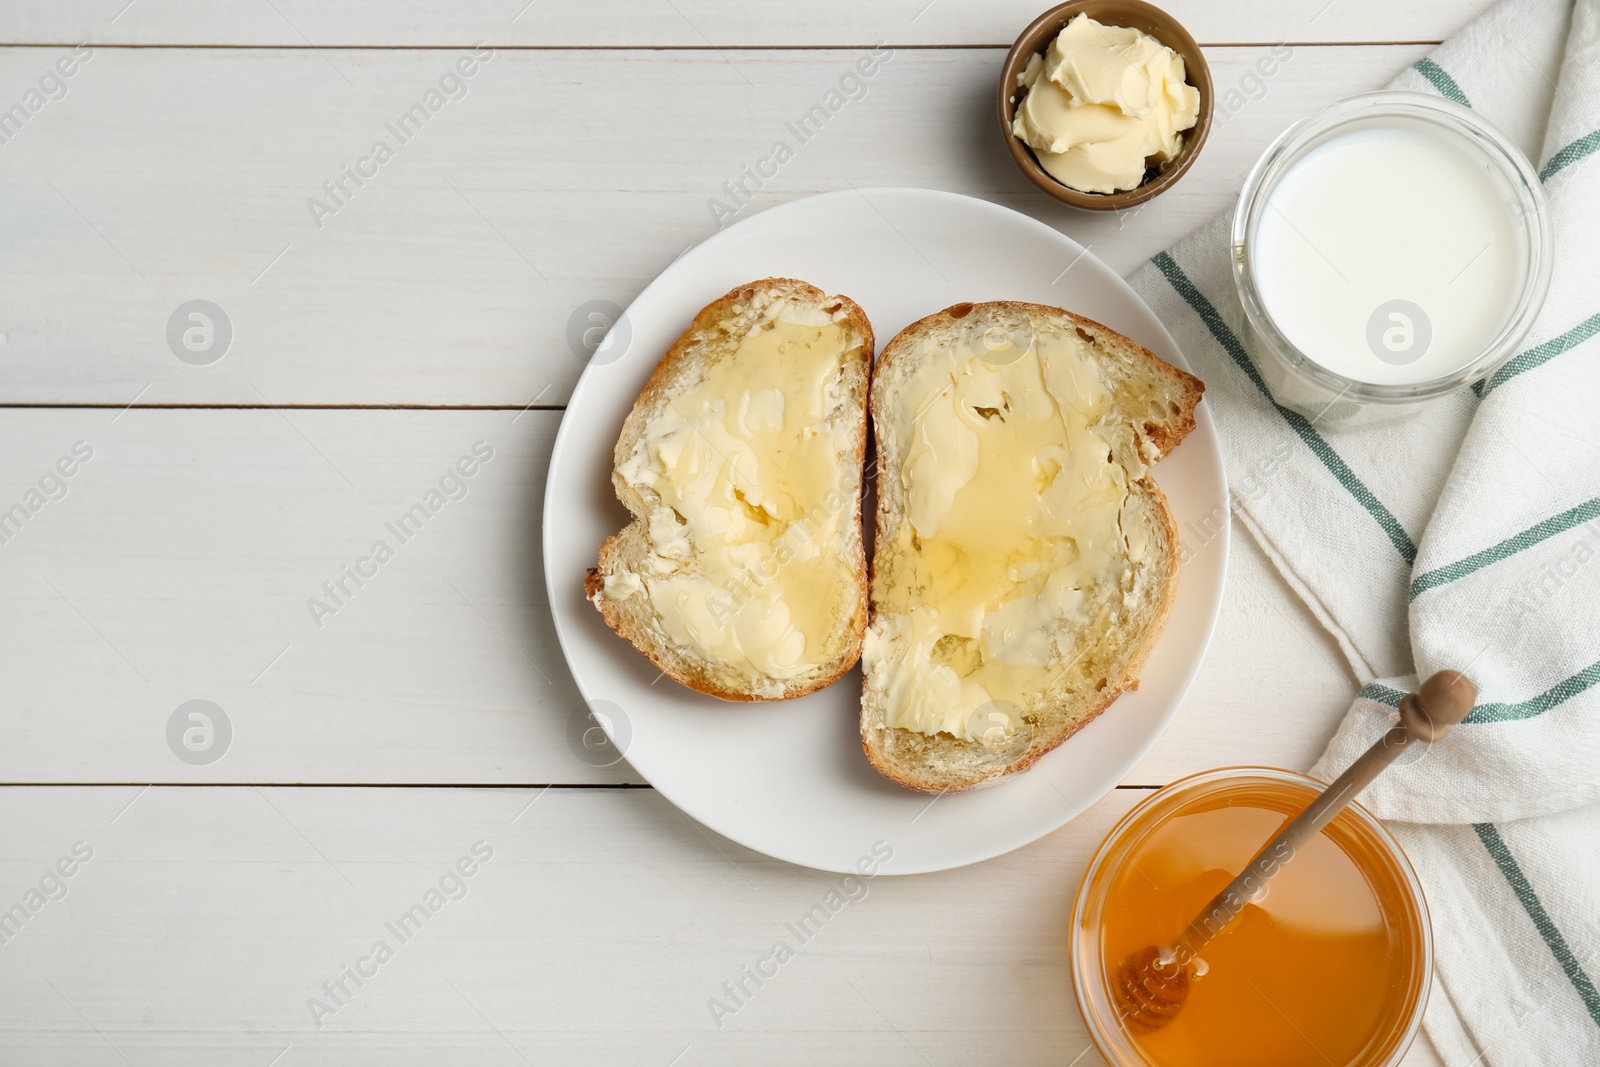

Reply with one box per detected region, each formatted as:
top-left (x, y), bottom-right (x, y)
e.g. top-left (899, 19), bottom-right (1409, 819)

top-left (0, 42), bottom-right (1430, 406)
top-left (0, 408), bottom-right (618, 784)
top-left (0, 784), bottom-right (1442, 1065)
top-left (0, 0), bottom-right (1478, 47)
top-left (0, 408), bottom-right (1354, 784)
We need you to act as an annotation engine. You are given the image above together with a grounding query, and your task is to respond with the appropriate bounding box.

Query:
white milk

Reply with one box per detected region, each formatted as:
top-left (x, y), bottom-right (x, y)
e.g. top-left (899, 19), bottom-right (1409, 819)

top-left (1252, 123), bottom-right (1526, 386)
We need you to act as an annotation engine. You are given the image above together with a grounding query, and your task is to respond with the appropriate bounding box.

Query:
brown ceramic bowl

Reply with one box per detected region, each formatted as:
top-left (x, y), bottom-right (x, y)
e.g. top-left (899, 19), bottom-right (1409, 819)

top-left (999, 0), bottom-right (1213, 210)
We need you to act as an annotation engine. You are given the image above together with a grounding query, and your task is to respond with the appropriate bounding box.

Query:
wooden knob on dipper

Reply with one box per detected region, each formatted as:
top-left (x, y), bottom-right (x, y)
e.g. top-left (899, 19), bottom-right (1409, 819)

top-left (1398, 670), bottom-right (1477, 743)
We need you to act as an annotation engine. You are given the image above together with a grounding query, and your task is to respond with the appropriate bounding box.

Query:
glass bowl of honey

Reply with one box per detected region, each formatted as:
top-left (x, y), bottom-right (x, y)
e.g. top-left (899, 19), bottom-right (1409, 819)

top-left (1072, 767), bottom-right (1431, 1067)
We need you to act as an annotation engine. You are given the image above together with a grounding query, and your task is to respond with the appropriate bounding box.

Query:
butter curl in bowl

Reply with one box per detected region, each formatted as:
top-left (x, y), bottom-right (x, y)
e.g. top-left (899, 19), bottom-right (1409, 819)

top-left (1000, 1), bottom-right (1213, 210)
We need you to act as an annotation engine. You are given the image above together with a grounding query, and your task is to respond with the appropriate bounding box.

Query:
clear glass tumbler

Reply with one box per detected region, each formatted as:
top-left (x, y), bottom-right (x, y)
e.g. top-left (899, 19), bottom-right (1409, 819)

top-left (1232, 91), bottom-right (1552, 419)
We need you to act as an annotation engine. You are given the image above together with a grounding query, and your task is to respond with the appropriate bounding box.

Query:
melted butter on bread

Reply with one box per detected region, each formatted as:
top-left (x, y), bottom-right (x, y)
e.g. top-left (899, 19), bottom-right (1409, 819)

top-left (612, 295), bottom-right (862, 689)
top-left (864, 317), bottom-right (1158, 743)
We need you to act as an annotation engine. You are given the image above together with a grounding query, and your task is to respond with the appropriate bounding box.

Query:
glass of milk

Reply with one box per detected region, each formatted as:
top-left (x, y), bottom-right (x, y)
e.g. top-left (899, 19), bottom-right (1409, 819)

top-left (1233, 91), bottom-right (1551, 418)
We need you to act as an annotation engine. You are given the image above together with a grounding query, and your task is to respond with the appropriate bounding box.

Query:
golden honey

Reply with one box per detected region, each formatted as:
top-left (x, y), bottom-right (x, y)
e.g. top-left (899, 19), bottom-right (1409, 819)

top-left (1073, 769), bottom-right (1431, 1067)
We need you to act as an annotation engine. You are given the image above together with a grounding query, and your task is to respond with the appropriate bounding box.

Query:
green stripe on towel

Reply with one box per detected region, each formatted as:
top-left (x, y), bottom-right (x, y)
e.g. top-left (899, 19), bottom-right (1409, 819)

top-left (1540, 129), bottom-right (1600, 184)
top-left (1152, 252), bottom-right (1418, 565)
top-left (1474, 823), bottom-right (1600, 1030)
top-left (1410, 497), bottom-right (1600, 599)
top-left (1358, 660), bottom-right (1600, 723)
top-left (1475, 313), bottom-right (1600, 398)
top-left (1466, 659), bottom-right (1600, 724)
top-left (1413, 58), bottom-right (1472, 108)
top-left (1358, 682), bottom-right (1407, 708)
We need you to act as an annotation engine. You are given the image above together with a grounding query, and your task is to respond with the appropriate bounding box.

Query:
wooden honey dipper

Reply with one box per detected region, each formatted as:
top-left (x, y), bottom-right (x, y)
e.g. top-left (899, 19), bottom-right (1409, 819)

top-left (1113, 670), bottom-right (1477, 1033)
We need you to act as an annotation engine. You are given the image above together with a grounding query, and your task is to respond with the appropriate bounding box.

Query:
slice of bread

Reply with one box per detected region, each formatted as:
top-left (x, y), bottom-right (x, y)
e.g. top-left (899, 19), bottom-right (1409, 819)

top-left (586, 278), bottom-right (874, 701)
top-left (862, 301), bottom-right (1202, 791)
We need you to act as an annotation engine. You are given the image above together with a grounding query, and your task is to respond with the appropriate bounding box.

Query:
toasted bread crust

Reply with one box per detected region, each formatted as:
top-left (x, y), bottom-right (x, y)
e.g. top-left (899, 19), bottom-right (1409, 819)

top-left (861, 300), bottom-right (1202, 792)
top-left (589, 278), bottom-right (874, 702)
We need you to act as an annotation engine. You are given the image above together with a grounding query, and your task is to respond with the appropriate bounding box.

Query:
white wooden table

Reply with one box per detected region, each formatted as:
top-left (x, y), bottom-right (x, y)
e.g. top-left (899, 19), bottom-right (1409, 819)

top-left (0, 2), bottom-right (1476, 1063)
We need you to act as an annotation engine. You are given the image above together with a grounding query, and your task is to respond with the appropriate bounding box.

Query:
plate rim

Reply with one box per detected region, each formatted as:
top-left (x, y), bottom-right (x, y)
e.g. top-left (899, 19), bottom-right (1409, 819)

top-left (543, 186), bottom-right (1231, 873)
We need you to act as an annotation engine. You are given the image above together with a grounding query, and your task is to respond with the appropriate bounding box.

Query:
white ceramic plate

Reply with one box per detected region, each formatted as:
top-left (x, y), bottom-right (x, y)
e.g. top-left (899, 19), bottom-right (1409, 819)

top-left (544, 189), bottom-right (1228, 874)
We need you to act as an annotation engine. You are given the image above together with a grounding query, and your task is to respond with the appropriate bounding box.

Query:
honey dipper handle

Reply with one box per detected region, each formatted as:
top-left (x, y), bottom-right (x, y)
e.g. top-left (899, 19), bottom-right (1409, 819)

top-left (1174, 671), bottom-right (1476, 958)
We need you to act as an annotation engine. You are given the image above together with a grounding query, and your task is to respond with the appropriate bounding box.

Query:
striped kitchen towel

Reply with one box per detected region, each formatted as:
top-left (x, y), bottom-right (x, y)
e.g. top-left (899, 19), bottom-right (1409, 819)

top-left (1127, 0), bottom-right (1600, 1062)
